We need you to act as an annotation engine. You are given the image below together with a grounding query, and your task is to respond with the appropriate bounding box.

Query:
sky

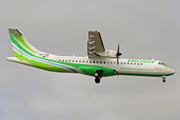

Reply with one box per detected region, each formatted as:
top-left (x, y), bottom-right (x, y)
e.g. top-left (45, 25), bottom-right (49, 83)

top-left (0, 0), bottom-right (180, 120)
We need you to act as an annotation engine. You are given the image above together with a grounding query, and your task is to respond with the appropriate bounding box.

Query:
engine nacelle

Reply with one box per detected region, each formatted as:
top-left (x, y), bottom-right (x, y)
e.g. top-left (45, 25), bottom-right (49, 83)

top-left (96, 49), bottom-right (117, 58)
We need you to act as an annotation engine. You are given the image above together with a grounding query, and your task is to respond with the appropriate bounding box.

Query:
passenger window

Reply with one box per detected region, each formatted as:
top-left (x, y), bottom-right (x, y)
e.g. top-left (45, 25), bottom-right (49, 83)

top-left (79, 60), bottom-right (81, 63)
top-left (76, 60), bottom-right (78, 62)
top-left (72, 60), bottom-right (74, 62)
top-left (86, 61), bottom-right (88, 63)
top-left (83, 61), bottom-right (85, 63)
top-left (141, 63), bottom-right (143, 65)
top-left (62, 60), bottom-right (64, 62)
top-left (93, 61), bottom-right (95, 63)
top-left (90, 61), bottom-right (92, 63)
top-left (114, 62), bottom-right (116, 64)
top-left (124, 62), bottom-right (126, 65)
top-left (100, 61), bottom-right (102, 64)
top-left (131, 63), bottom-right (133, 65)
top-left (107, 62), bottom-right (109, 64)
top-left (121, 62), bottom-right (123, 64)
top-left (69, 60), bottom-right (71, 62)
top-left (134, 63), bottom-right (136, 65)
top-left (97, 61), bottom-right (99, 64)
top-left (66, 60), bottom-right (68, 62)
top-left (110, 62), bottom-right (112, 64)
top-left (59, 59), bottom-right (61, 62)
top-left (127, 63), bottom-right (129, 65)
top-left (104, 61), bottom-right (106, 64)
top-left (137, 63), bottom-right (139, 65)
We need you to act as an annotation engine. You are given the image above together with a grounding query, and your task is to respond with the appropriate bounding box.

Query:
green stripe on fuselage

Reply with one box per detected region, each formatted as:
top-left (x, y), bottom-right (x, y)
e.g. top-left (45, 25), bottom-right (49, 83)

top-left (13, 51), bottom-right (68, 72)
top-left (59, 62), bottom-right (118, 76)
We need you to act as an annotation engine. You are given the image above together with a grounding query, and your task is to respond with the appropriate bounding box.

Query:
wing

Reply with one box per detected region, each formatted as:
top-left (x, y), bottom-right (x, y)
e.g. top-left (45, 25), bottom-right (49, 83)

top-left (87, 31), bottom-right (105, 58)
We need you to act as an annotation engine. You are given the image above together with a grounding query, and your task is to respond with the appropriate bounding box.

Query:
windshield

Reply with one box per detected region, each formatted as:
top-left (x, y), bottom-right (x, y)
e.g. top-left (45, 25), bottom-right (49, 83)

top-left (158, 62), bottom-right (167, 66)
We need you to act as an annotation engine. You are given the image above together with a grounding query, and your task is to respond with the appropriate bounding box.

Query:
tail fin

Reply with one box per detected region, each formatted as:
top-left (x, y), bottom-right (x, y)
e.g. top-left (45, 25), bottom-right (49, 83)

top-left (8, 28), bottom-right (42, 58)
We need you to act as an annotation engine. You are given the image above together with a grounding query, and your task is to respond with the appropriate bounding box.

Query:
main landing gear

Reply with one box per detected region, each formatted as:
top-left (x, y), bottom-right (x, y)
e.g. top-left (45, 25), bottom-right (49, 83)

top-left (162, 76), bottom-right (166, 83)
top-left (94, 70), bottom-right (102, 84)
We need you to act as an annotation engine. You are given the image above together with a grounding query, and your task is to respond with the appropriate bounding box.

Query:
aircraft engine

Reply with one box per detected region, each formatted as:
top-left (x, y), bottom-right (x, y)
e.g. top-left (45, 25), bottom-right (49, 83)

top-left (96, 49), bottom-right (117, 58)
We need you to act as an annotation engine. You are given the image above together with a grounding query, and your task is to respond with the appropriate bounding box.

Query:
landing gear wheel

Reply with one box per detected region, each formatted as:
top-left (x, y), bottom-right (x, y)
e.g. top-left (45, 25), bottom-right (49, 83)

top-left (95, 78), bottom-right (100, 84)
top-left (162, 77), bottom-right (166, 83)
top-left (94, 70), bottom-right (103, 84)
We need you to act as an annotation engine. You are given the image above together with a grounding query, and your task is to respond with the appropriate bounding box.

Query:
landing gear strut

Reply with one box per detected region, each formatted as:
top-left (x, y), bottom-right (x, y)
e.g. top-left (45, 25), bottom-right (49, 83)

top-left (94, 70), bottom-right (102, 84)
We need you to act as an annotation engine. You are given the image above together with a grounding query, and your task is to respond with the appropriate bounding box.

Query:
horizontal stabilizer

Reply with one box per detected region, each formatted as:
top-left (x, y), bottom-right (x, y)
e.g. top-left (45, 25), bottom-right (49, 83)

top-left (6, 57), bottom-right (34, 67)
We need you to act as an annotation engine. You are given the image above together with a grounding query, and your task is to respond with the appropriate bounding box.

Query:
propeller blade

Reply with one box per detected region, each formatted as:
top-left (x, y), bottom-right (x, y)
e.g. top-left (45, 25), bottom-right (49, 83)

top-left (116, 43), bottom-right (122, 65)
top-left (117, 43), bottom-right (120, 54)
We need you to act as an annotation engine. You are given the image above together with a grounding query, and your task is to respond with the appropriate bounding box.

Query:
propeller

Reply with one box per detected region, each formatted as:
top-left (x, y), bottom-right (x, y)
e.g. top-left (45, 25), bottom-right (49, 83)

top-left (116, 43), bottom-right (122, 64)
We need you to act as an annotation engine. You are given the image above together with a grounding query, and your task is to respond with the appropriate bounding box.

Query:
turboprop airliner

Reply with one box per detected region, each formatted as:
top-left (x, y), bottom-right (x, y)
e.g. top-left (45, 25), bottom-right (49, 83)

top-left (6, 28), bottom-right (175, 83)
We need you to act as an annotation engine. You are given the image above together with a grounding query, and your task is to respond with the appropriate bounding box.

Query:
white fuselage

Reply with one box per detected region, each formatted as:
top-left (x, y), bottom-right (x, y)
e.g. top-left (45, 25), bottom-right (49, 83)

top-left (47, 55), bottom-right (175, 77)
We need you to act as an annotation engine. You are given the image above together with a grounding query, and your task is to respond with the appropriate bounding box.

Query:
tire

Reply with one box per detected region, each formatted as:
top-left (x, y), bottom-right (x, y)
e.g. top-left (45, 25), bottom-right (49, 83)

top-left (95, 78), bottom-right (100, 83)
top-left (162, 79), bottom-right (166, 83)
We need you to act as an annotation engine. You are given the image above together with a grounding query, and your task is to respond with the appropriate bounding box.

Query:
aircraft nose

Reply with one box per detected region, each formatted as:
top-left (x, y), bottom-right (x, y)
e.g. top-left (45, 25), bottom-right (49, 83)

top-left (171, 69), bottom-right (175, 74)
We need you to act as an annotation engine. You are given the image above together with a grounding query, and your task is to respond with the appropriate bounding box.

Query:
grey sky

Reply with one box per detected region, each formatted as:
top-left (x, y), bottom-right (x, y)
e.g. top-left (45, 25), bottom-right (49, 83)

top-left (1, 0), bottom-right (180, 120)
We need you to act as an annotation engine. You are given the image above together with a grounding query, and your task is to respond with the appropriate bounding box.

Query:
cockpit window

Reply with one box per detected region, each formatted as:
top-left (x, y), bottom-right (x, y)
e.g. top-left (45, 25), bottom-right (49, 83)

top-left (158, 62), bottom-right (167, 66)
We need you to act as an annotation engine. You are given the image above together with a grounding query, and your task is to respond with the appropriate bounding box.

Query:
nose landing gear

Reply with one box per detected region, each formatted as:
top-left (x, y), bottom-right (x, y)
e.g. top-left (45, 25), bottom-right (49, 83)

top-left (94, 70), bottom-right (102, 84)
top-left (162, 76), bottom-right (166, 83)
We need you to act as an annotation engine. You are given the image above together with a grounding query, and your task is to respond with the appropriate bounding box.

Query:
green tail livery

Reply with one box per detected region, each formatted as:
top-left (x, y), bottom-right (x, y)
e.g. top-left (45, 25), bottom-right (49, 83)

top-left (7, 28), bottom-right (175, 83)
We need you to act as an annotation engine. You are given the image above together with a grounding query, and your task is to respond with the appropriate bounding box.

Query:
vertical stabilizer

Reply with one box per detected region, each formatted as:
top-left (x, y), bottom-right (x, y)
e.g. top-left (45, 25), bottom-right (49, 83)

top-left (8, 28), bottom-right (42, 59)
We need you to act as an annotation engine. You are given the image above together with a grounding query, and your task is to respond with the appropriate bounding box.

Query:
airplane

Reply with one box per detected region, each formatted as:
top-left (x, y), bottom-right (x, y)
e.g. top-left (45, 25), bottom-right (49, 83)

top-left (6, 28), bottom-right (175, 84)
